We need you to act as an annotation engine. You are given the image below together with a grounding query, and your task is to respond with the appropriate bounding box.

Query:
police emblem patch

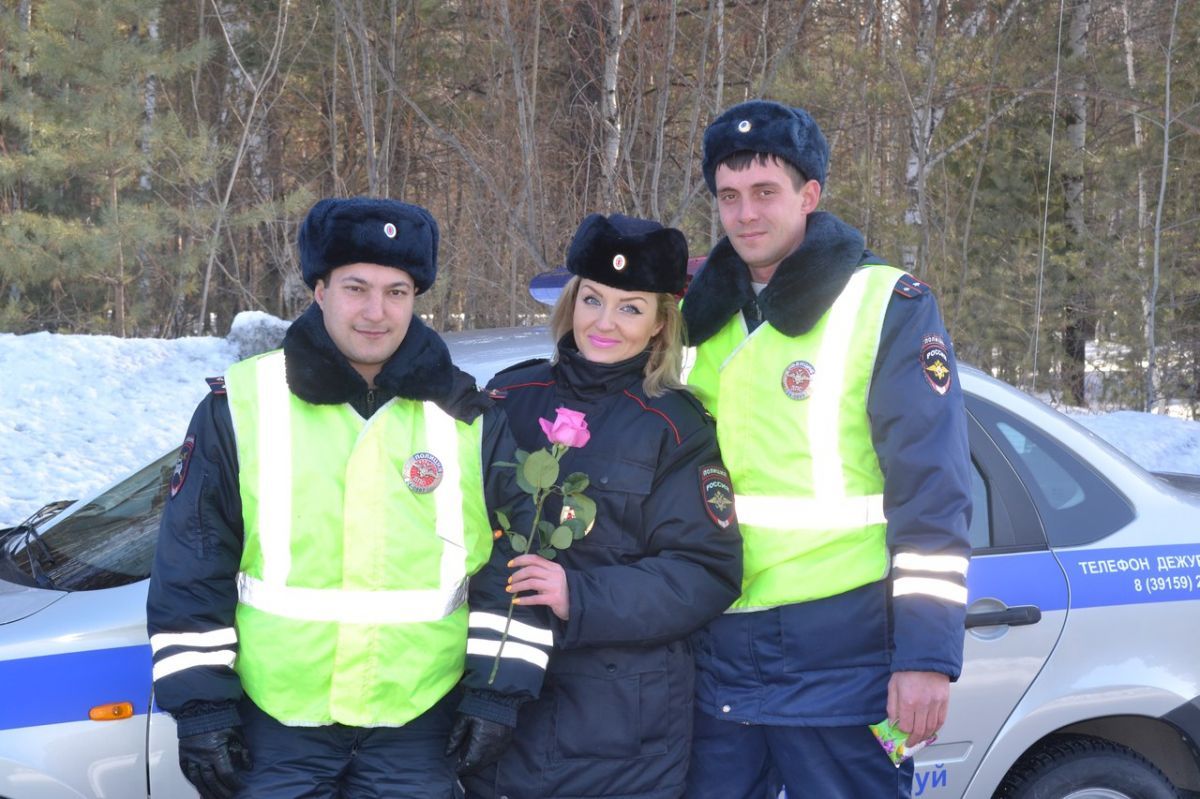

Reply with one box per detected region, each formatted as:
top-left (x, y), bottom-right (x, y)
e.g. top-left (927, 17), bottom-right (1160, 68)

top-left (781, 360), bottom-right (816, 400)
top-left (403, 452), bottom-right (444, 493)
top-left (169, 435), bottom-right (196, 498)
top-left (737, 119), bottom-right (752, 133)
top-left (699, 464), bottom-right (736, 529)
top-left (383, 222), bottom-right (397, 239)
top-left (612, 253), bottom-right (627, 271)
top-left (921, 334), bottom-right (952, 396)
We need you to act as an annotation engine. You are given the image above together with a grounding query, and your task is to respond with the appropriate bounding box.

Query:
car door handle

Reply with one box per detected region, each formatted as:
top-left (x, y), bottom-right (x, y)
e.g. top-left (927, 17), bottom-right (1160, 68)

top-left (965, 605), bottom-right (1041, 629)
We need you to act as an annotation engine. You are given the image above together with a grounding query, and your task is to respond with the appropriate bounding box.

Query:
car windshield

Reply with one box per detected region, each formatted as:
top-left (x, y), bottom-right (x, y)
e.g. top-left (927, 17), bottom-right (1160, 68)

top-left (1, 449), bottom-right (176, 591)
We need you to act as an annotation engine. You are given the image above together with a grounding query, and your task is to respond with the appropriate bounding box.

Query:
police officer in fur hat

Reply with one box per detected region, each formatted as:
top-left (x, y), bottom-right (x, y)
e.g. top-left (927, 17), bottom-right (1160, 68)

top-left (147, 197), bottom-right (540, 798)
top-left (451, 213), bottom-right (743, 799)
top-left (681, 102), bottom-right (972, 798)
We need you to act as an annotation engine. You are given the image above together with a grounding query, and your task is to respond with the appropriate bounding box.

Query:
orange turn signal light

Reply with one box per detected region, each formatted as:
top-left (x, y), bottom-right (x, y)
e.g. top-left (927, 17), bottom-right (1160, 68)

top-left (89, 702), bottom-right (134, 721)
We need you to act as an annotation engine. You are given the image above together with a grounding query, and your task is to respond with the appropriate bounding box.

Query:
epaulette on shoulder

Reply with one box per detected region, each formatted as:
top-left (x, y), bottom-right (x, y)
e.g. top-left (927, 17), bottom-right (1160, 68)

top-left (893, 273), bottom-right (931, 299)
top-left (674, 388), bottom-right (715, 426)
top-left (206, 376), bottom-right (227, 395)
top-left (494, 356), bottom-right (550, 377)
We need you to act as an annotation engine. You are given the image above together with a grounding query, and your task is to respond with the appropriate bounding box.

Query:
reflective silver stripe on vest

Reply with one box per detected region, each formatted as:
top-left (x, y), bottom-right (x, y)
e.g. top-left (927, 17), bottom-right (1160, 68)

top-left (810, 269), bottom-right (874, 501)
top-left (427, 401), bottom-right (469, 615)
top-left (680, 345), bottom-right (697, 384)
top-left (734, 493), bottom-right (886, 530)
top-left (238, 356), bottom-right (469, 623)
top-left (237, 571), bottom-right (469, 623)
top-left (255, 352), bottom-right (294, 585)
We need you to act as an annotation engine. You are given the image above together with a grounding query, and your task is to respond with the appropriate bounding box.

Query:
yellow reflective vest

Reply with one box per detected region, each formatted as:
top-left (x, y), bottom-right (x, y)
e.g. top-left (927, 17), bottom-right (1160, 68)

top-left (684, 264), bottom-right (902, 611)
top-left (224, 350), bottom-right (492, 727)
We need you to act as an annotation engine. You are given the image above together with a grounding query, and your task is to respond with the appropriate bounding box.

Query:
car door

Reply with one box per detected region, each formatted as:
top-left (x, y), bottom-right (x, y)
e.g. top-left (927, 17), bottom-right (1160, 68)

top-left (909, 401), bottom-right (1070, 799)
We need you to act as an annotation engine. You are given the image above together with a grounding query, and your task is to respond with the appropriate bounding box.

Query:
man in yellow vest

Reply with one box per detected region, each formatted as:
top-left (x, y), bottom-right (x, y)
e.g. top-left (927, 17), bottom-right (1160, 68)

top-left (681, 102), bottom-right (973, 798)
top-left (146, 198), bottom-right (545, 798)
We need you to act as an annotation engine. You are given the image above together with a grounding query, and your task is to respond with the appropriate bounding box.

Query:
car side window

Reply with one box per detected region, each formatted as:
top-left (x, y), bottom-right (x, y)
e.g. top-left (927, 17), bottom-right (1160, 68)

top-left (966, 462), bottom-right (990, 550)
top-left (969, 397), bottom-right (1134, 547)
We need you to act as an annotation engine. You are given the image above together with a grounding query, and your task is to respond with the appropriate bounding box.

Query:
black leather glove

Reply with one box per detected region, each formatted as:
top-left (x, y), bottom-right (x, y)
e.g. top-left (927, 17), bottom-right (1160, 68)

top-left (445, 712), bottom-right (515, 776)
top-left (178, 727), bottom-right (252, 799)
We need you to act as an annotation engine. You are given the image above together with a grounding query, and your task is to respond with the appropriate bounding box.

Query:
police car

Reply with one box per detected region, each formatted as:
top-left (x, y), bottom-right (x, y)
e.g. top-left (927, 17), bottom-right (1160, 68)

top-left (2, 326), bottom-right (1199, 799)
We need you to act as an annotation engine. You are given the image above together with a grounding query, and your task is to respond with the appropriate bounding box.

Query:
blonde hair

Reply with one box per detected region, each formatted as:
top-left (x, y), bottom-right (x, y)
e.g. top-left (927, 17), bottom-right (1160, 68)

top-left (549, 276), bottom-right (686, 398)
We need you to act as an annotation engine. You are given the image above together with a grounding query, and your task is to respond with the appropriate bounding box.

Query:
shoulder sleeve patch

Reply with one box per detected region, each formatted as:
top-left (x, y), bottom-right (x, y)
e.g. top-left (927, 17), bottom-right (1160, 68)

top-left (169, 434), bottom-right (197, 498)
top-left (699, 463), bottom-right (736, 529)
top-left (920, 334), bottom-right (953, 396)
top-left (893, 273), bottom-right (931, 299)
top-left (206, 376), bottom-right (227, 394)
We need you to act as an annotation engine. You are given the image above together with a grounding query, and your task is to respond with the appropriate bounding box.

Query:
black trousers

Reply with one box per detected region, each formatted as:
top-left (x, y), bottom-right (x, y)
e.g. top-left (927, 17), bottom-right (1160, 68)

top-left (235, 693), bottom-right (459, 799)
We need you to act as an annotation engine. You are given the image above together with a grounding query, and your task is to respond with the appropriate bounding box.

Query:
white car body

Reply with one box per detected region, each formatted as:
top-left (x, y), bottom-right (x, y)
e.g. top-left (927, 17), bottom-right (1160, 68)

top-left (2, 327), bottom-right (1198, 799)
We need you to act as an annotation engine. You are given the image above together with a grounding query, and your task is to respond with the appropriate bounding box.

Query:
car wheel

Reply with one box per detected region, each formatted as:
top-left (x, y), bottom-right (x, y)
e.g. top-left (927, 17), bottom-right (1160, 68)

top-left (996, 734), bottom-right (1179, 799)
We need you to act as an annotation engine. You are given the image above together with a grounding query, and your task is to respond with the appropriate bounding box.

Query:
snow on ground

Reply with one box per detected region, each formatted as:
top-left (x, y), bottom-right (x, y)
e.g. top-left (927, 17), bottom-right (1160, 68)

top-left (2, 316), bottom-right (1199, 526)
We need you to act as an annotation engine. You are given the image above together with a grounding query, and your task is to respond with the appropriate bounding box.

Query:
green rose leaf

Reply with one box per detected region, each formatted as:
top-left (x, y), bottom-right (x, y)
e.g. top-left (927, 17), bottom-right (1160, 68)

top-left (514, 468), bottom-right (535, 495)
top-left (509, 533), bottom-right (529, 553)
top-left (561, 517), bottom-right (586, 539)
top-left (495, 507), bottom-right (511, 530)
top-left (562, 472), bottom-right (589, 495)
top-left (538, 547), bottom-right (557, 560)
top-left (514, 449), bottom-right (530, 464)
top-left (522, 449), bottom-right (560, 489)
top-left (550, 525), bottom-right (573, 549)
top-left (569, 494), bottom-right (597, 527)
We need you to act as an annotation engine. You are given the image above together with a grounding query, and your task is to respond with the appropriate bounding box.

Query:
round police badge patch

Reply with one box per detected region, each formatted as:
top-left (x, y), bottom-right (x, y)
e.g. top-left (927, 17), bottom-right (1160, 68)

top-left (699, 463), bottom-right (735, 529)
top-left (921, 334), bottom-right (952, 396)
top-left (169, 435), bottom-right (196, 498)
top-left (737, 119), bottom-right (752, 133)
top-left (383, 222), bottom-right (397, 239)
top-left (612, 253), bottom-right (627, 271)
top-left (403, 452), bottom-right (443, 494)
top-left (781, 360), bottom-right (816, 400)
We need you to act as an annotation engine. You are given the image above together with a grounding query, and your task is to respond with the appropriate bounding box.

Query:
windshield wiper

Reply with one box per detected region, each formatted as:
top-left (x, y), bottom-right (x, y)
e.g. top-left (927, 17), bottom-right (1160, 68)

top-left (1, 501), bottom-right (72, 590)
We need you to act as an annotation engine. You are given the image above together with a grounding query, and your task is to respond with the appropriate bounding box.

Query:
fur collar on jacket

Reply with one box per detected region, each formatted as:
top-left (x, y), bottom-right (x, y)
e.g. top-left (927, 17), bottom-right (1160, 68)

top-left (281, 303), bottom-right (487, 419)
top-left (682, 211), bottom-right (870, 345)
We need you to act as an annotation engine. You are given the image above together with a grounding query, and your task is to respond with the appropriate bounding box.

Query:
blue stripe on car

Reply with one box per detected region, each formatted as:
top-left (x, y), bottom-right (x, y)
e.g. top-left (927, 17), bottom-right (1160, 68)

top-left (968, 544), bottom-right (1200, 611)
top-left (0, 644), bottom-right (151, 730)
top-left (4, 544), bottom-right (1195, 733)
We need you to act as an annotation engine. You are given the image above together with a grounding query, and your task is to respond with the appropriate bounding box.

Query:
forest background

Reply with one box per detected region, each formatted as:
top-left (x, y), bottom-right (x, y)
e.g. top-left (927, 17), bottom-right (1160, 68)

top-left (1, 0), bottom-right (1197, 416)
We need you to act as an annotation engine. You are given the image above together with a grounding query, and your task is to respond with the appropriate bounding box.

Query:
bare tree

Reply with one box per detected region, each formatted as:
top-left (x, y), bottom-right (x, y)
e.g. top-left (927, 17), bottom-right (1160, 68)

top-left (197, 0), bottom-right (292, 333)
top-left (1147, 0), bottom-right (1182, 412)
top-left (1060, 0), bottom-right (1091, 405)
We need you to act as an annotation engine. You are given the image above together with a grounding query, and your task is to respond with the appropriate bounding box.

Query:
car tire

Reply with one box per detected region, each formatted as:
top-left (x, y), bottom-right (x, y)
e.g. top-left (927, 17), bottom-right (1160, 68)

top-left (996, 734), bottom-right (1180, 799)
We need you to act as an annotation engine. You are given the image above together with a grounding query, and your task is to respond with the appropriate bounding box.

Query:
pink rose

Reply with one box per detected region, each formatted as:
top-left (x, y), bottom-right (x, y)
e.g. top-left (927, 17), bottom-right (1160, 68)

top-left (538, 407), bottom-right (591, 448)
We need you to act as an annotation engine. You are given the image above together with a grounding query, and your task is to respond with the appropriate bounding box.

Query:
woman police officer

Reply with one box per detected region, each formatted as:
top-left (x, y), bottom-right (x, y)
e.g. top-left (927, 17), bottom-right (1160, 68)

top-left (447, 213), bottom-right (743, 799)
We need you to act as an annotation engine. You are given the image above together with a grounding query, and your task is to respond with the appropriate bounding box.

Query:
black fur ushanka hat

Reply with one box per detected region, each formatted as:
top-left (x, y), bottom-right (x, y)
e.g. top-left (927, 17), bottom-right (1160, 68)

top-left (702, 100), bottom-right (830, 193)
top-left (298, 197), bottom-right (439, 293)
top-left (566, 213), bottom-right (688, 295)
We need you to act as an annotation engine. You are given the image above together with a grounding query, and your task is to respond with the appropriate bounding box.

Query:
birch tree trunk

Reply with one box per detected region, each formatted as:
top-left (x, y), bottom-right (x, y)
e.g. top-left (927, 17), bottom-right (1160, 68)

top-left (599, 0), bottom-right (624, 212)
top-left (198, 0), bottom-right (291, 332)
top-left (1060, 0), bottom-right (1091, 405)
top-left (709, 0), bottom-right (726, 245)
top-left (900, 0), bottom-right (939, 277)
top-left (1147, 0), bottom-right (1181, 412)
